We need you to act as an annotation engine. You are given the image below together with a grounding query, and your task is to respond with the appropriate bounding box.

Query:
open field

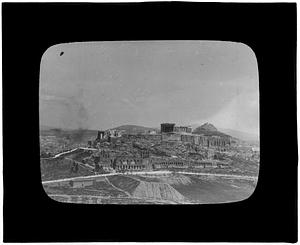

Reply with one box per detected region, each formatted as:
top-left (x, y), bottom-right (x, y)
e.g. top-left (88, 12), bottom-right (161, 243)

top-left (171, 175), bottom-right (255, 203)
top-left (43, 172), bottom-right (257, 204)
top-left (44, 179), bottom-right (128, 198)
top-left (108, 175), bottom-right (141, 194)
top-left (41, 158), bottom-right (93, 181)
top-left (40, 127), bottom-right (259, 204)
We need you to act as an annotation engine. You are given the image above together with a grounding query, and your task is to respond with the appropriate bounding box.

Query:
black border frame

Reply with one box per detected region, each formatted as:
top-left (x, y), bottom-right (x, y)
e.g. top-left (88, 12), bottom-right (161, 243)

top-left (2, 2), bottom-right (297, 242)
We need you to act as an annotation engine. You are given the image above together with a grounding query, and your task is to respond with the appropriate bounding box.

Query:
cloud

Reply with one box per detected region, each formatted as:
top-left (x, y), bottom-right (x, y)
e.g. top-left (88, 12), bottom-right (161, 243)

top-left (193, 91), bottom-right (259, 135)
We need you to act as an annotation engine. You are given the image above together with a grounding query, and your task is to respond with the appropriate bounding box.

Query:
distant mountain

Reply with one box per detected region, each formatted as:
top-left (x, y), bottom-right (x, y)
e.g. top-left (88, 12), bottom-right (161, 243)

top-left (192, 123), bottom-right (230, 138)
top-left (195, 123), bottom-right (218, 132)
top-left (112, 125), bottom-right (157, 134)
top-left (40, 125), bottom-right (55, 131)
top-left (40, 125), bottom-right (85, 132)
top-left (40, 126), bottom-right (98, 142)
top-left (218, 128), bottom-right (259, 142)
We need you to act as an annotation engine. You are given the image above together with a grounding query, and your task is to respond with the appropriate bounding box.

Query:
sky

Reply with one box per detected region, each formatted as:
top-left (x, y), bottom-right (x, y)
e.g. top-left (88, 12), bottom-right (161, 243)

top-left (39, 41), bottom-right (259, 135)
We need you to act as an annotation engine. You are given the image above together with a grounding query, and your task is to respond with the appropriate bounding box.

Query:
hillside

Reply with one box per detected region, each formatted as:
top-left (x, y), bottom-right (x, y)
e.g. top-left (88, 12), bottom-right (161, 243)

top-left (40, 127), bottom-right (98, 143)
top-left (195, 123), bottom-right (218, 131)
top-left (193, 123), bottom-right (231, 138)
top-left (218, 128), bottom-right (259, 142)
top-left (112, 125), bottom-right (157, 134)
top-left (40, 157), bottom-right (93, 181)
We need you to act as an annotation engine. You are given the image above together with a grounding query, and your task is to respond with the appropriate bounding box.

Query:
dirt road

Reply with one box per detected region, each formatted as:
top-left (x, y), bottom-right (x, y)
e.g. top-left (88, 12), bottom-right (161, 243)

top-left (42, 170), bottom-right (257, 185)
top-left (41, 147), bottom-right (98, 160)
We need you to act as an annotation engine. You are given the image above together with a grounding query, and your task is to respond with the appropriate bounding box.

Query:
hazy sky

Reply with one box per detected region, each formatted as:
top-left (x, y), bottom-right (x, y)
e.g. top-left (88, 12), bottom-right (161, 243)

top-left (40, 41), bottom-right (259, 135)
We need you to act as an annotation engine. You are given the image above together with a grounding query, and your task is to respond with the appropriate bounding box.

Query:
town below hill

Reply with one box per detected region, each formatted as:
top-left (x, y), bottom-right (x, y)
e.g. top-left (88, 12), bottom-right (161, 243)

top-left (40, 121), bottom-right (259, 204)
top-left (41, 122), bottom-right (258, 143)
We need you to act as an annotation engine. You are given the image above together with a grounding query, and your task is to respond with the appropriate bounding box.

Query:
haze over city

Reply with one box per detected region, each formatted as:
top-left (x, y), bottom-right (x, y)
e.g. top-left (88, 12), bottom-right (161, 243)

top-left (40, 41), bottom-right (259, 136)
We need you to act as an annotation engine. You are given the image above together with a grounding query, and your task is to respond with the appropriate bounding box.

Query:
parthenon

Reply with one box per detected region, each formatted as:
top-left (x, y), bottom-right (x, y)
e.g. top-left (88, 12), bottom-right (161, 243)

top-left (160, 123), bottom-right (230, 149)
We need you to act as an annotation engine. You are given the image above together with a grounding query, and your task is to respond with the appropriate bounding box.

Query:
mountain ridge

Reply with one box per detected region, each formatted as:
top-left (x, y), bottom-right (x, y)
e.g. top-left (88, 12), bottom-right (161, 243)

top-left (192, 123), bottom-right (231, 138)
top-left (40, 123), bottom-right (258, 142)
top-left (218, 128), bottom-right (259, 142)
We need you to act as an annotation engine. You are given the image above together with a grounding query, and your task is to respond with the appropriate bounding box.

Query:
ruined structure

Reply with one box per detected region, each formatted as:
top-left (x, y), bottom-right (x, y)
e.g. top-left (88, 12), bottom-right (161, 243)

top-left (153, 158), bottom-right (228, 169)
top-left (161, 123), bottom-right (175, 133)
top-left (180, 134), bottom-right (230, 150)
top-left (161, 133), bottom-right (181, 141)
top-left (89, 129), bottom-right (123, 148)
top-left (155, 160), bottom-right (188, 169)
top-left (114, 157), bottom-right (152, 171)
top-left (106, 129), bottom-right (122, 138)
top-left (161, 123), bottom-right (182, 141)
top-left (174, 126), bottom-right (192, 133)
top-left (161, 122), bottom-right (231, 150)
top-left (97, 131), bottom-right (105, 140)
top-left (86, 122), bottom-right (231, 173)
top-left (89, 148), bottom-right (153, 172)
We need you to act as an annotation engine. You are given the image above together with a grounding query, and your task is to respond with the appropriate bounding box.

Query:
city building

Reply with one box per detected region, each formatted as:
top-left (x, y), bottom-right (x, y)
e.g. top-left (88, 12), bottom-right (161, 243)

top-left (161, 122), bottom-right (230, 149)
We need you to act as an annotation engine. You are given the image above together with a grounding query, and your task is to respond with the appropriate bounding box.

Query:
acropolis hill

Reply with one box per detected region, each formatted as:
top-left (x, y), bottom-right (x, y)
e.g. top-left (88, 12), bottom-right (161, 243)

top-left (40, 122), bottom-right (259, 204)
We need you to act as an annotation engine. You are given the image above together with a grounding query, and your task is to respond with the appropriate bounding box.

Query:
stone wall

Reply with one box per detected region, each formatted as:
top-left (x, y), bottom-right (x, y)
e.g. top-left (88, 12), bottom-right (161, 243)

top-left (161, 133), bottom-right (182, 141)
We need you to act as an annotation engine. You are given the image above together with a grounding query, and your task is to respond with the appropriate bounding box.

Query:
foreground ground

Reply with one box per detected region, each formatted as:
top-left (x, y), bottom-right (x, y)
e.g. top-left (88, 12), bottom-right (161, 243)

top-left (43, 172), bottom-right (257, 204)
top-left (40, 128), bottom-right (259, 204)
